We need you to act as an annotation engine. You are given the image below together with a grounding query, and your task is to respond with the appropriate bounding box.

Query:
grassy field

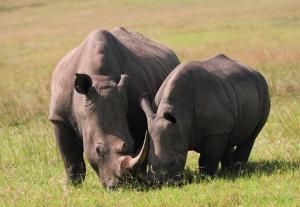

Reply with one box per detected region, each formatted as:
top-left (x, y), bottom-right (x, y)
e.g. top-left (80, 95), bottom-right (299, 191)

top-left (0, 0), bottom-right (299, 206)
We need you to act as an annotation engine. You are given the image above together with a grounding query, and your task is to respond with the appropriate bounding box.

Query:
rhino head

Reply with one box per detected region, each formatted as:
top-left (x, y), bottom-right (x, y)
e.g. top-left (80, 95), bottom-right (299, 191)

top-left (74, 73), bottom-right (148, 190)
top-left (140, 97), bottom-right (188, 184)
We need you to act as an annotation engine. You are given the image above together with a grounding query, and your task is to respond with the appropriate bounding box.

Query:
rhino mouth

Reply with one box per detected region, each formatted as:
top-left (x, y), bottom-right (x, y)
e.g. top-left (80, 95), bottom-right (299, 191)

top-left (139, 170), bottom-right (183, 187)
top-left (97, 132), bottom-right (149, 191)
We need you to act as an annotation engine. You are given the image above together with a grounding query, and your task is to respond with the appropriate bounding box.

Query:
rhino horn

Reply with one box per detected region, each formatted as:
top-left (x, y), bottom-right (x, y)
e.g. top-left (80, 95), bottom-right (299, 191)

top-left (117, 74), bottom-right (129, 91)
top-left (122, 131), bottom-right (149, 173)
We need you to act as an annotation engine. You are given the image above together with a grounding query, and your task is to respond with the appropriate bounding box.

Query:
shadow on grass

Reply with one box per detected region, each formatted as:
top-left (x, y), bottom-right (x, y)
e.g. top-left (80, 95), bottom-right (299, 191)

top-left (70, 159), bottom-right (299, 192)
top-left (117, 159), bottom-right (300, 191)
top-left (184, 159), bottom-right (300, 183)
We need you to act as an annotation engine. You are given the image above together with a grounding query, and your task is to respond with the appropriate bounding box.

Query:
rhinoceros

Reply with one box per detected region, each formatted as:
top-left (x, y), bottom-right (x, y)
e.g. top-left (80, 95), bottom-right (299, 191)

top-left (49, 27), bottom-right (180, 189)
top-left (140, 54), bottom-right (270, 183)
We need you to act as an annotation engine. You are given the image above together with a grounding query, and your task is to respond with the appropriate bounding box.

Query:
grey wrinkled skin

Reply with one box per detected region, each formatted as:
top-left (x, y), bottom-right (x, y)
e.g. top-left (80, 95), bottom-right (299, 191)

top-left (140, 54), bottom-right (270, 184)
top-left (49, 27), bottom-right (180, 190)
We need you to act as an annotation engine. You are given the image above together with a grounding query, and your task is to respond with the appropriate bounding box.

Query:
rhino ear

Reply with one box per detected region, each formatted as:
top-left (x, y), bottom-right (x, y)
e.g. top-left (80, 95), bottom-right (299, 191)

top-left (163, 112), bottom-right (176, 125)
top-left (74, 73), bottom-right (92, 95)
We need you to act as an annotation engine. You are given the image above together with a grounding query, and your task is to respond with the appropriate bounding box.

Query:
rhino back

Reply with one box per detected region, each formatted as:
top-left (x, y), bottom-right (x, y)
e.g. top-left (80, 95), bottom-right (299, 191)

top-left (111, 27), bottom-right (180, 99)
top-left (49, 27), bottom-right (179, 134)
top-left (195, 54), bottom-right (270, 144)
top-left (154, 54), bottom-right (270, 148)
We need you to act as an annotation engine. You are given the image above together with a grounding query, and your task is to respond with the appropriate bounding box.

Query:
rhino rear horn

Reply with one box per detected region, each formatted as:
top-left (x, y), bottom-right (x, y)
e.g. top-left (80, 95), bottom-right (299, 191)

top-left (140, 96), bottom-right (155, 123)
top-left (118, 74), bottom-right (129, 91)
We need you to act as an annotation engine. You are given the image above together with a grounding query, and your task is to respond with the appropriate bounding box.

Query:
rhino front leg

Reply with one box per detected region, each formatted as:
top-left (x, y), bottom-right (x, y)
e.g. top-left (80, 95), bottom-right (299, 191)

top-left (198, 134), bottom-right (228, 176)
top-left (52, 121), bottom-right (86, 185)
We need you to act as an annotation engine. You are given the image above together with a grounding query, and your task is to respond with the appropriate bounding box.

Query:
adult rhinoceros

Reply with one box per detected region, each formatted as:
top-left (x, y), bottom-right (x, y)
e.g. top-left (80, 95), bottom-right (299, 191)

top-left (49, 27), bottom-right (180, 190)
top-left (140, 54), bottom-right (270, 184)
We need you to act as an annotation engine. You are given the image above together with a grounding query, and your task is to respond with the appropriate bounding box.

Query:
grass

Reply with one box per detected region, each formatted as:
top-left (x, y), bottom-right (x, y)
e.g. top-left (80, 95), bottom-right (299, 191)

top-left (0, 0), bottom-right (299, 206)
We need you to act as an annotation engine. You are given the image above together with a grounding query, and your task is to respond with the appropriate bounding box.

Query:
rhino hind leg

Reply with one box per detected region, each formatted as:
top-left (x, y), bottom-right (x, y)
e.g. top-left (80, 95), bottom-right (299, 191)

top-left (198, 134), bottom-right (228, 176)
top-left (52, 121), bottom-right (86, 185)
top-left (232, 95), bottom-right (270, 169)
top-left (232, 118), bottom-right (267, 169)
top-left (231, 133), bottom-right (260, 170)
top-left (232, 138), bottom-right (255, 167)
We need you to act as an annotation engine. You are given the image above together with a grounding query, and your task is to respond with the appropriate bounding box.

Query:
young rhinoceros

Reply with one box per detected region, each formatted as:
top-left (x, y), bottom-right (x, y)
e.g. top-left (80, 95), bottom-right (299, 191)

top-left (140, 54), bottom-right (270, 183)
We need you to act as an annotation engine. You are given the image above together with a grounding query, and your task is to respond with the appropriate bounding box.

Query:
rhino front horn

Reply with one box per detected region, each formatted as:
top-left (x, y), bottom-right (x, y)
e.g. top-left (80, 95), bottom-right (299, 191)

top-left (122, 131), bottom-right (149, 173)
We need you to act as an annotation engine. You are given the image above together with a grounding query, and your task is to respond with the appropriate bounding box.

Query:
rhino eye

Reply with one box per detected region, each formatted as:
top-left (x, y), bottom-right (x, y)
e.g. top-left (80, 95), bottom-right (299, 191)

top-left (95, 145), bottom-right (109, 159)
top-left (163, 112), bottom-right (176, 125)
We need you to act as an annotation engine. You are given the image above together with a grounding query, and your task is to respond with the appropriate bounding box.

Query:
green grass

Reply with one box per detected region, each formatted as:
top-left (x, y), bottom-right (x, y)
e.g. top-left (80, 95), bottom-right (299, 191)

top-left (0, 0), bottom-right (299, 206)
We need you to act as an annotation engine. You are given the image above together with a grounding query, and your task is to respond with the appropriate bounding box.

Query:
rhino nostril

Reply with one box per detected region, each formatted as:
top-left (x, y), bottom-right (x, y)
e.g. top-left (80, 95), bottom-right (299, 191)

top-left (96, 146), bottom-right (101, 155)
top-left (95, 144), bottom-right (109, 159)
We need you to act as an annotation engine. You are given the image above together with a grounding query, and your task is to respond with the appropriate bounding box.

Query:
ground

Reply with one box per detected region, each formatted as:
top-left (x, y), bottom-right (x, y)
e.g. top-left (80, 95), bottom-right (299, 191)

top-left (0, 0), bottom-right (299, 206)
